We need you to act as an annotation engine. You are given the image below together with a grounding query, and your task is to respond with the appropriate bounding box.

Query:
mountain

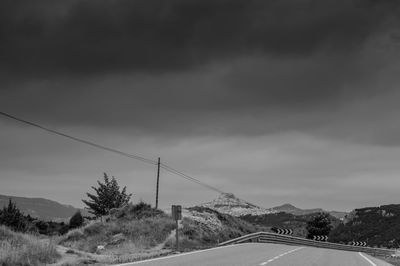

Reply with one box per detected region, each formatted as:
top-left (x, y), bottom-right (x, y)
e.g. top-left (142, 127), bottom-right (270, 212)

top-left (329, 204), bottom-right (400, 248)
top-left (272, 203), bottom-right (347, 220)
top-left (199, 193), bottom-right (276, 217)
top-left (0, 194), bottom-right (87, 221)
top-left (272, 203), bottom-right (324, 216)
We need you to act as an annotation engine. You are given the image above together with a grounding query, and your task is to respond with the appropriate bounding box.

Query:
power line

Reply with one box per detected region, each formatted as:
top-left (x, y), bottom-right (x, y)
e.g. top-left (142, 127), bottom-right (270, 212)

top-left (160, 163), bottom-right (224, 194)
top-left (0, 111), bottom-right (157, 165)
top-left (0, 110), bottom-right (224, 195)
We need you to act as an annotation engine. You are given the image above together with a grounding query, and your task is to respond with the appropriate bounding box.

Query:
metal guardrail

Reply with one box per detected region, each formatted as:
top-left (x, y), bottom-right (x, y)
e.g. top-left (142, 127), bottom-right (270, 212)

top-left (218, 232), bottom-right (395, 256)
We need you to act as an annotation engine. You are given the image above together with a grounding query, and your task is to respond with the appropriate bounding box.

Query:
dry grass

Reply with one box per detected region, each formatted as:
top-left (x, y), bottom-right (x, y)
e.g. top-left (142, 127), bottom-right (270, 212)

top-left (59, 215), bottom-right (176, 253)
top-left (0, 225), bottom-right (60, 266)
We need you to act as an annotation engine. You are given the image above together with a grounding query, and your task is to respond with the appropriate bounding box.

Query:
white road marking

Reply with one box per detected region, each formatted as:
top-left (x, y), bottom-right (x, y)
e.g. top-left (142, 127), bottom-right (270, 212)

top-left (358, 252), bottom-right (378, 266)
top-left (259, 247), bottom-right (304, 265)
top-left (113, 243), bottom-right (249, 265)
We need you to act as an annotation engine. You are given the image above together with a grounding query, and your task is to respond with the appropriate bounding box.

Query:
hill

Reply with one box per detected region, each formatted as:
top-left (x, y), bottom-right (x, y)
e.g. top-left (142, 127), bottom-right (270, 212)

top-left (329, 204), bottom-right (400, 248)
top-left (199, 193), bottom-right (276, 217)
top-left (58, 202), bottom-right (263, 264)
top-left (0, 194), bottom-right (87, 221)
top-left (272, 203), bottom-right (323, 216)
top-left (272, 203), bottom-right (347, 220)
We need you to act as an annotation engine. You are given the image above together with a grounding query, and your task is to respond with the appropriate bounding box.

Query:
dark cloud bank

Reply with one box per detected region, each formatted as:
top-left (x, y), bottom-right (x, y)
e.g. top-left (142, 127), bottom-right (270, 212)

top-left (1, 0), bottom-right (399, 76)
top-left (1, 0), bottom-right (400, 144)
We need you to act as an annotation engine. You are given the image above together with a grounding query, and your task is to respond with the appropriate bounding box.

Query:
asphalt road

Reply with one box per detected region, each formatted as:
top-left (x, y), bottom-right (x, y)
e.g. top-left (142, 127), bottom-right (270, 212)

top-left (115, 243), bottom-right (393, 266)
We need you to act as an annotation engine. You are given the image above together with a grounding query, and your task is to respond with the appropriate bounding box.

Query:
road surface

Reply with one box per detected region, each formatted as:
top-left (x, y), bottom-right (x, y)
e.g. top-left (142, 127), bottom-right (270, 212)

top-left (115, 243), bottom-right (393, 266)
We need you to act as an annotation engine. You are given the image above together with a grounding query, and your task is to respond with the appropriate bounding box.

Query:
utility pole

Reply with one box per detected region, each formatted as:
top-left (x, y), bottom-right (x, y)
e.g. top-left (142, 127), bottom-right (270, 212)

top-left (155, 157), bottom-right (160, 209)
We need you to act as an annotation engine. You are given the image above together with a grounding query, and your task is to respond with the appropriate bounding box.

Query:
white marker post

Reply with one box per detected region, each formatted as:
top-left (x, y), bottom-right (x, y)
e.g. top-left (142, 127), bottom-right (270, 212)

top-left (172, 205), bottom-right (182, 251)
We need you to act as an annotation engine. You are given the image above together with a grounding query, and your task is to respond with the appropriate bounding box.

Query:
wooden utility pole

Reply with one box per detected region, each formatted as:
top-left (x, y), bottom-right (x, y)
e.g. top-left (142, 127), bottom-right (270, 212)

top-left (155, 157), bottom-right (160, 209)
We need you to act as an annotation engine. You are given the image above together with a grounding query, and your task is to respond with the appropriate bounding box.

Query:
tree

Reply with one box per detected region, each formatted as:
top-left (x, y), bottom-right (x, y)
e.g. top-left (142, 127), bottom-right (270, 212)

top-left (306, 212), bottom-right (332, 239)
top-left (0, 199), bottom-right (27, 231)
top-left (69, 211), bottom-right (84, 229)
top-left (82, 173), bottom-right (132, 217)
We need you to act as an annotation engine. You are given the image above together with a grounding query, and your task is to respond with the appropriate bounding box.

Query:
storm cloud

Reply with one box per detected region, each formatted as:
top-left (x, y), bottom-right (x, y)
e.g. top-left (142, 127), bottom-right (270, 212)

top-left (1, 0), bottom-right (399, 77)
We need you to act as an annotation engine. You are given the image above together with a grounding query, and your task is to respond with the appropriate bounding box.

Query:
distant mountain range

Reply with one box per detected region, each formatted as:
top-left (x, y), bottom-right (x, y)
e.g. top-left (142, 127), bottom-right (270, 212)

top-left (272, 203), bottom-right (324, 215)
top-left (198, 193), bottom-right (347, 219)
top-left (272, 203), bottom-right (347, 219)
top-left (0, 194), bottom-right (87, 221)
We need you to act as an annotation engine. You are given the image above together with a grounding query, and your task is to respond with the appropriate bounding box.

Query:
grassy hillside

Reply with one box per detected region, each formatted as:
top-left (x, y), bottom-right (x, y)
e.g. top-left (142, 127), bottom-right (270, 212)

top-left (60, 204), bottom-right (264, 253)
top-left (0, 194), bottom-right (87, 221)
top-left (59, 202), bottom-right (176, 254)
top-left (329, 204), bottom-right (400, 248)
top-left (0, 226), bottom-right (59, 266)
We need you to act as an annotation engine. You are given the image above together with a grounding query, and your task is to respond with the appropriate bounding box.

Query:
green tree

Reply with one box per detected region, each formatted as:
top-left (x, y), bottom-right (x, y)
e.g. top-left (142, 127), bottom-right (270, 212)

top-left (82, 173), bottom-right (132, 217)
top-left (0, 199), bottom-right (27, 231)
top-left (306, 212), bottom-right (332, 239)
top-left (69, 211), bottom-right (84, 229)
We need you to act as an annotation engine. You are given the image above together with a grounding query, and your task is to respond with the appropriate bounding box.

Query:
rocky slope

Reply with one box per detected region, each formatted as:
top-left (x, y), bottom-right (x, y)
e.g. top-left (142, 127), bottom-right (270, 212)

top-left (180, 206), bottom-right (265, 247)
top-left (199, 193), bottom-right (276, 217)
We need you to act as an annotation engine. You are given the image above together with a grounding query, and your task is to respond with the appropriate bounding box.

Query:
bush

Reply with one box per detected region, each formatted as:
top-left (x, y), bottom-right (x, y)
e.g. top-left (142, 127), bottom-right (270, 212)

top-left (306, 212), bottom-right (332, 239)
top-left (33, 220), bottom-right (69, 236)
top-left (82, 173), bottom-right (132, 217)
top-left (69, 211), bottom-right (84, 229)
top-left (0, 199), bottom-right (28, 232)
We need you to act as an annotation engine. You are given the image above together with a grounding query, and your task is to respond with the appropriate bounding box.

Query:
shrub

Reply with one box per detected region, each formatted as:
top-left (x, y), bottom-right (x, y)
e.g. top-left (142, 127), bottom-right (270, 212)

top-left (0, 199), bottom-right (27, 232)
top-left (69, 211), bottom-right (84, 229)
top-left (306, 212), bottom-right (332, 239)
top-left (82, 173), bottom-right (132, 217)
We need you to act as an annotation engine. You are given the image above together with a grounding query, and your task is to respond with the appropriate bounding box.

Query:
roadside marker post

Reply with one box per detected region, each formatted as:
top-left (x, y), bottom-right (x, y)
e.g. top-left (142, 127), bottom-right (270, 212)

top-left (172, 205), bottom-right (182, 251)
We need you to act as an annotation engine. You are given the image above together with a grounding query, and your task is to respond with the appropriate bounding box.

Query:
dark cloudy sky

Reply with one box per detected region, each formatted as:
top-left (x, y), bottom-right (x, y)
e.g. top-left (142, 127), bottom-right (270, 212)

top-left (1, 0), bottom-right (400, 211)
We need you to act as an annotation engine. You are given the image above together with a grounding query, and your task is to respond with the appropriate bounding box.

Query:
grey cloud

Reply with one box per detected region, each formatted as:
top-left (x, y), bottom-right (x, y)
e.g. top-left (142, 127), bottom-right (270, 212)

top-left (1, 0), bottom-right (399, 78)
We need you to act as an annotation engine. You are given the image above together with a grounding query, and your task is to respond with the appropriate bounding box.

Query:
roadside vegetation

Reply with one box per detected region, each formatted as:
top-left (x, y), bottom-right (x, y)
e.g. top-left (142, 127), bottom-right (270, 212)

top-left (375, 255), bottom-right (400, 266)
top-left (59, 202), bottom-right (176, 253)
top-left (329, 204), bottom-right (400, 248)
top-left (0, 225), bottom-right (59, 266)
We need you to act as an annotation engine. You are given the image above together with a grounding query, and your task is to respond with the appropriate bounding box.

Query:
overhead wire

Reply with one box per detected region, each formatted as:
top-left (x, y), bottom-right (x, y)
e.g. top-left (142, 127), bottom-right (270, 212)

top-left (0, 111), bottom-right (157, 165)
top-left (160, 163), bottom-right (224, 194)
top-left (0, 110), bottom-right (224, 194)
